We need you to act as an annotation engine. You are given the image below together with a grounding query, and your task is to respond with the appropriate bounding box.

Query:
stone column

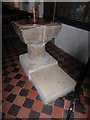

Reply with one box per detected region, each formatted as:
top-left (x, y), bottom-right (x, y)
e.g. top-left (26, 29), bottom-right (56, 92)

top-left (27, 43), bottom-right (45, 63)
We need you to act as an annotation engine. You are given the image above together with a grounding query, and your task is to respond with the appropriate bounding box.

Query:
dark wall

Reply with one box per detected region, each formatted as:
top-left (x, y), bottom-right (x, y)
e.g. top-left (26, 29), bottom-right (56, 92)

top-left (44, 2), bottom-right (54, 20)
top-left (43, 2), bottom-right (90, 31)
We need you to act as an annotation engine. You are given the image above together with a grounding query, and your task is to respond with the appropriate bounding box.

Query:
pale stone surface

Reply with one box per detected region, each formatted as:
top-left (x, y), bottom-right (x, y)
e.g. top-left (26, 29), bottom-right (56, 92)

top-left (21, 23), bottom-right (61, 44)
top-left (13, 21), bottom-right (61, 64)
top-left (19, 52), bottom-right (58, 80)
top-left (19, 52), bottom-right (76, 104)
top-left (30, 64), bottom-right (76, 104)
top-left (13, 22), bottom-right (61, 44)
top-left (27, 44), bottom-right (45, 63)
top-left (14, 21), bottom-right (75, 104)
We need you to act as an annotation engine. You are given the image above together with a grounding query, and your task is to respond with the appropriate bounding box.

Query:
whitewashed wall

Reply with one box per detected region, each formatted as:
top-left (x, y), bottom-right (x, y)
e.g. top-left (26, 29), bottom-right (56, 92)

top-left (55, 23), bottom-right (88, 63)
top-left (19, 2), bottom-right (34, 12)
top-left (38, 2), bottom-right (43, 18)
top-left (19, 2), bottom-right (43, 18)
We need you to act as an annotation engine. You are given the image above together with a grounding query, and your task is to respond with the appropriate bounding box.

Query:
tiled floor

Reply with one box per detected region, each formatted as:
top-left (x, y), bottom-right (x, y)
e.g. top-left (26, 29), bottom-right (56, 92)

top-left (2, 36), bottom-right (90, 119)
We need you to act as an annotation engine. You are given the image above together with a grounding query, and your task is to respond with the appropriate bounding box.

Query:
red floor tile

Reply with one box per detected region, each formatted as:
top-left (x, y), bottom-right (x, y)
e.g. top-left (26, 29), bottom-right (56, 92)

top-left (74, 112), bottom-right (86, 118)
top-left (17, 106), bottom-right (31, 118)
top-left (52, 106), bottom-right (64, 118)
top-left (14, 95), bottom-right (26, 106)
top-left (23, 81), bottom-right (33, 90)
top-left (2, 101), bottom-right (12, 113)
top-left (2, 91), bottom-right (10, 100)
top-left (11, 86), bottom-right (22, 95)
top-left (64, 100), bottom-right (70, 110)
top-left (84, 88), bottom-right (90, 97)
top-left (9, 79), bottom-right (18, 86)
top-left (40, 113), bottom-right (51, 118)
top-left (18, 69), bottom-right (24, 74)
top-left (21, 75), bottom-right (28, 81)
top-left (2, 83), bottom-right (7, 90)
top-left (8, 72), bottom-right (17, 78)
top-left (32, 100), bottom-right (43, 112)
top-left (27, 90), bottom-right (38, 100)
top-left (4, 114), bottom-right (15, 119)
